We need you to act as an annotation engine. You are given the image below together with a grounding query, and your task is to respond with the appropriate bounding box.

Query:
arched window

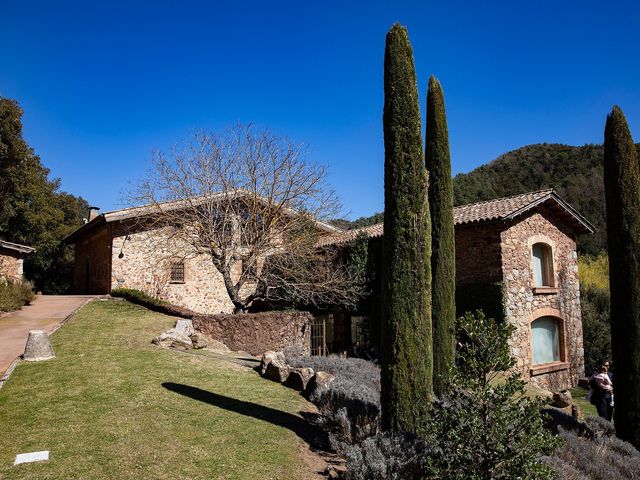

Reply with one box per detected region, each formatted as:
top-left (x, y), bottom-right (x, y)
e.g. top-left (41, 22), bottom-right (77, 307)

top-left (531, 316), bottom-right (561, 365)
top-left (532, 243), bottom-right (554, 287)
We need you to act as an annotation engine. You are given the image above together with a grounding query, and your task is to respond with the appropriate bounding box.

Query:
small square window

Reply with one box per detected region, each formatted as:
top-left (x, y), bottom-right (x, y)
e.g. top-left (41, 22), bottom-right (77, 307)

top-left (170, 261), bottom-right (185, 283)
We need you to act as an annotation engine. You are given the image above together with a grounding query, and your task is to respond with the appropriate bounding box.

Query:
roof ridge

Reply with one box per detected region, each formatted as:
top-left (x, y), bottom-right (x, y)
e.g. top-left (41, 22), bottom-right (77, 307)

top-left (456, 188), bottom-right (554, 208)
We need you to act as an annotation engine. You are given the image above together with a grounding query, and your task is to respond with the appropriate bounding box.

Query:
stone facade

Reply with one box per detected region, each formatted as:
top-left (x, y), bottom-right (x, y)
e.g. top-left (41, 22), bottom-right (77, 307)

top-left (0, 251), bottom-right (21, 279)
top-left (455, 224), bottom-right (503, 286)
top-left (109, 222), bottom-right (237, 314)
top-left (500, 207), bottom-right (584, 390)
top-left (71, 220), bottom-right (266, 314)
top-left (0, 242), bottom-right (33, 281)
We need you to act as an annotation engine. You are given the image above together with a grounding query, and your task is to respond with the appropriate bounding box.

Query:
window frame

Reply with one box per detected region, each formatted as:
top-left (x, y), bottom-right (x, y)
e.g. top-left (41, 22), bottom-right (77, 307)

top-left (527, 236), bottom-right (559, 295)
top-left (531, 242), bottom-right (554, 287)
top-left (169, 260), bottom-right (186, 284)
top-left (528, 310), bottom-right (569, 376)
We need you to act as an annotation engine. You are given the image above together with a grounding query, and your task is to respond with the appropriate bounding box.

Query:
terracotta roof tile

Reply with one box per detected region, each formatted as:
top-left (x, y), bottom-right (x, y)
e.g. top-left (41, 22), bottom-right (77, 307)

top-left (453, 189), bottom-right (553, 225)
top-left (317, 189), bottom-right (593, 247)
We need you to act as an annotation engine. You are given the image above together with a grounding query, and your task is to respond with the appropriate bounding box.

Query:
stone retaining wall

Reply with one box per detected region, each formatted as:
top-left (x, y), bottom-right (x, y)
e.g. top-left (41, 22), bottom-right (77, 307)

top-left (193, 311), bottom-right (312, 356)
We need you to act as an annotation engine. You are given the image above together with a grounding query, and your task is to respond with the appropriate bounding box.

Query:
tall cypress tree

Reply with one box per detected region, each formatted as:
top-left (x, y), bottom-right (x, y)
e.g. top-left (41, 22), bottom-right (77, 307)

top-left (381, 23), bottom-right (432, 433)
top-left (426, 76), bottom-right (456, 395)
top-left (603, 106), bottom-right (640, 449)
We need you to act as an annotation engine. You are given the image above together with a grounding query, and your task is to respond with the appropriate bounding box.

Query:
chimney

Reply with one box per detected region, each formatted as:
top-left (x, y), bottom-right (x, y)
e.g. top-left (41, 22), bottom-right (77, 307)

top-left (88, 206), bottom-right (100, 222)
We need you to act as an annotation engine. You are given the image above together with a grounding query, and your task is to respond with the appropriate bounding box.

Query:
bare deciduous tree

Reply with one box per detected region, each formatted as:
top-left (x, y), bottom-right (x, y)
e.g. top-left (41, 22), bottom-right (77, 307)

top-left (129, 124), bottom-right (363, 313)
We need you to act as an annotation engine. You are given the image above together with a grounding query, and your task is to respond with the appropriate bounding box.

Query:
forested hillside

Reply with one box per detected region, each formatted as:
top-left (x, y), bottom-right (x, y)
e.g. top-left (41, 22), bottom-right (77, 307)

top-left (347, 143), bottom-right (640, 255)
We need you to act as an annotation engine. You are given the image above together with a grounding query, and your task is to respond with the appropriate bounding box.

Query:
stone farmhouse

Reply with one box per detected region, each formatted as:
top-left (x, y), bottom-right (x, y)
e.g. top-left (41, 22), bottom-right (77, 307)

top-left (65, 188), bottom-right (593, 390)
top-left (319, 189), bottom-right (594, 391)
top-left (0, 240), bottom-right (34, 280)
top-left (64, 195), bottom-right (341, 313)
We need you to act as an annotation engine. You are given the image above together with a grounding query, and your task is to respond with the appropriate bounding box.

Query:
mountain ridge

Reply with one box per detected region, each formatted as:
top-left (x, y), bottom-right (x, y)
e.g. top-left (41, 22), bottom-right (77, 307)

top-left (340, 142), bottom-right (640, 255)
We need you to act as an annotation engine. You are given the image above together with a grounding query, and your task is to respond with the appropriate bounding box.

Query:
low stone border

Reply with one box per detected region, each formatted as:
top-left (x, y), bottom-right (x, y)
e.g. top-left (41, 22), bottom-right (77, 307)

top-left (258, 350), bottom-right (335, 395)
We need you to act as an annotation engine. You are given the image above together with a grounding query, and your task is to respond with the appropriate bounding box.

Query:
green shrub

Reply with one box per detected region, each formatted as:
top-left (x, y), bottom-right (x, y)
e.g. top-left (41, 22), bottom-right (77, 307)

top-left (578, 252), bottom-right (609, 291)
top-left (418, 311), bottom-right (559, 479)
top-left (314, 311), bottom-right (559, 479)
top-left (0, 277), bottom-right (35, 312)
top-left (110, 288), bottom-right (195, 319)
top-left (578, 253), bottom-right (612, 375)
top-left (110, 288), bottom-right (168, 306)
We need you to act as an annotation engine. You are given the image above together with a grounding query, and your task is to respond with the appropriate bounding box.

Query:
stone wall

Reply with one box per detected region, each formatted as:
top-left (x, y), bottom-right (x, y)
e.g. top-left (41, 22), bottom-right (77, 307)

top-left (0, 249), bottom-right (20, 279)
top-left (455, 224), bottom-right (503, 286)
top-left (110, 221), bottom-right (238, 314)
top-left (193, 311), bottom-right (312, 356)
top-left (500, 207), bottom-right (584, 391)
top-left (72, 224), bottom-right (111, 294)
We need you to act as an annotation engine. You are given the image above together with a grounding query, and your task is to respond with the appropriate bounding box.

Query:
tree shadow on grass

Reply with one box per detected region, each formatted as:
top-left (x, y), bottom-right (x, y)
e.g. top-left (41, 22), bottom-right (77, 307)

top-left (162, 382), bottom-right (328, 450)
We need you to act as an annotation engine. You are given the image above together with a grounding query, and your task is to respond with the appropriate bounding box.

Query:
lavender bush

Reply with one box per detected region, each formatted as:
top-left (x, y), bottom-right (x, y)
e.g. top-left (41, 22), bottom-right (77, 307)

top-left (285, 353), bottom-right (381, 443)
top-left (542, 410), bottom-right (640, 480)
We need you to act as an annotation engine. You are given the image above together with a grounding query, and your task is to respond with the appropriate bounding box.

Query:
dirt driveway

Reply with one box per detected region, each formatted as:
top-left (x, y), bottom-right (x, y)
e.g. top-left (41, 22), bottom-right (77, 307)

top-left (0, 295), bottom-right (95, 379)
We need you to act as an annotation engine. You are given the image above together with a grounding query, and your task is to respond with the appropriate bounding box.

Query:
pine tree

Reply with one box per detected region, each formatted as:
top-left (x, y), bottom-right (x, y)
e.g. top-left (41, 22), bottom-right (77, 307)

top-left (426, 76), bottom-right (456, 395)
top-left (381, 23), bottom-right (432, 433)
top-left (603, 105), bottom-right (640, 449)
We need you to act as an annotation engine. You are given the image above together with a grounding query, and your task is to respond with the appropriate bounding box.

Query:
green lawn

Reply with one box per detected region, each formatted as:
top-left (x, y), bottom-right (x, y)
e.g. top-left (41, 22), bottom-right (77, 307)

top-left (570, 386), bottom-right (598, 418)
top-left (0, 300), bottom-right (320, 480)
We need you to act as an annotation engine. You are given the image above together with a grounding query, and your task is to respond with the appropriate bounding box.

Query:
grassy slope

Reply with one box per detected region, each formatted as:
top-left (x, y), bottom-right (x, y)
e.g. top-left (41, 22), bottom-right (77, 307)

top-left (0, 300), bottom-right (316, 480)
top-left (569, 386), bottom-right (597, 418)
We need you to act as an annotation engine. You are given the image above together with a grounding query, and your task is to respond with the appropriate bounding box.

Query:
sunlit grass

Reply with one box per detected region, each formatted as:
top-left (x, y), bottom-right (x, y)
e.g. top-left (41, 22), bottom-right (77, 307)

top-left (0, 300), bottom-right (315, 480)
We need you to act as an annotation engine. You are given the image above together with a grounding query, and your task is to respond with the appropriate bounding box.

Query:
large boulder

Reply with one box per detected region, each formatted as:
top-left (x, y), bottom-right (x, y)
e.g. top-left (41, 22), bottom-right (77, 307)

top-left (552, 390), bottom-right (573, 408)
top-left (189, 332), bottom-right (209, 349)
top-left (264, 357), bottom-right (290, 383)
top-left (152, 331), bottom-right (193, 350)
top-left (174, 319), bottom-right (195, 336)
top-left (22, 330), bottom-right (55, 361)
top-left (284, 367), bottom-right (315, 391)
top-left (307, 371), bottom-right (335, 394)
top-left (260, 351), bottom-right (285, 375)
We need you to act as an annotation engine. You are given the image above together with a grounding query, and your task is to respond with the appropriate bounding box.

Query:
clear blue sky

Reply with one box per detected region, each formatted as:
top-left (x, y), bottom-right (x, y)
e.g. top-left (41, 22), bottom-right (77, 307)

top-left (1, 1), bottom-right (638, 219)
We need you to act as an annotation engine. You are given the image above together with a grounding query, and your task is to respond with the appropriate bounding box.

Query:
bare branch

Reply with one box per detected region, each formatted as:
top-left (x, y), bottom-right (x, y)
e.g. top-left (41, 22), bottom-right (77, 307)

top-left (126, 124), bottom-right (362, 312)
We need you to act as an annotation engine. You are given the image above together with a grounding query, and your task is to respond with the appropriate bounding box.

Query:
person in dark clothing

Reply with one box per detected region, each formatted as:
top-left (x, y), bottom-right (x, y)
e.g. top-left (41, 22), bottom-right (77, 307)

top-left (589, 360), bottom-right (614, 421)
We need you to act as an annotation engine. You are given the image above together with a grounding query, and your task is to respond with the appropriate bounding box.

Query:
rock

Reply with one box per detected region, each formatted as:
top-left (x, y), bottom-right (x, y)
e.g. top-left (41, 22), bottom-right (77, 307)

top-left (22, 330), bottom-right (55, 361)
top-left (264, 358), bottom-right (290, 383)
top-left (173, 319), bottom-right (195, 336)
top-left (152, 330), bottom-right (193, 350)
top-left (552, 390), bottom-right (573, 408)
top-left (189, 332), bottom-right (209, 349)
top-left (208, 339), bottom-right (231, 352)
top-left (324, 466), bottom-right (339, 479)
top-left (572, 404), bottom-right (580, 419)
top-left (308, 371), bottom-right (335, 393)
top-left (260, 351), bottom-right (285, 375)
top-left (284, 367), bottom-right (315, 391)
